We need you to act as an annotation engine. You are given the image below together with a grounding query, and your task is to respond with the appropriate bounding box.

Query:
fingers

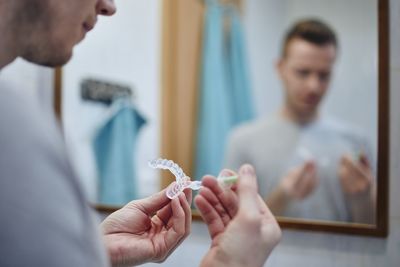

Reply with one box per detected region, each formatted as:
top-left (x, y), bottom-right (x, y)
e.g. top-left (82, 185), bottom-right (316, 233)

top-left (194, 193), bottom-right (226, 239)
top-left (201, 174), bottom-right (238, 218)
top-left (341, 155), bottom-right (371, 182)
top-left (295, 161), bottom-right (315, 186)
top-left (156, 203), bottom-right (172, 226)
top-left (152, 192), bottom-right (191, 263)
top-left (163, 192), bottom-right (192, 260)
top-left (296, 162), bottom-right (318, 199)
top-left (133, 188), bottom-right (170, 215)
top-left (156, 188), bottom-right (191, 229)
top-left (182, 188), bottom-right (192, 207)
top-left (195, 171), bottom-right (239, 239)
top-left (237, 164), bottom-right (260, 217)
top-left (197, 186), bottom-right (232, 226)
top-left (180, 191), bottom-right (192, 237)
top-left (359, 153), bottom-right (370, 167)
top-left (339, 155), bottom-right (372, 194)
top-left (164, 193), bottom-right (187, 249)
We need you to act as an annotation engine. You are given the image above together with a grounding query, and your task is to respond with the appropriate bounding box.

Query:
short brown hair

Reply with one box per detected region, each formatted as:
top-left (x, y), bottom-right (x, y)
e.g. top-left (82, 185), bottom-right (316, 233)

top-left (281, 19), bottom-right (338, 57)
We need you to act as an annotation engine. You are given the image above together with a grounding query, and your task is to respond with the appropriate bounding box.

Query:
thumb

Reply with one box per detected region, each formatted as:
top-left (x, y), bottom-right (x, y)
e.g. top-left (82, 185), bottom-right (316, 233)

top-left (303, 160), bottom-right (316, 172)
top-left (359, 153), bottom-right (370, 167)
top-left (298, 161), bottom-right (315, 178)
top-left (238, 164), bottom-right (260, 216)
top-left (137, 188), bottom-right (170, 215)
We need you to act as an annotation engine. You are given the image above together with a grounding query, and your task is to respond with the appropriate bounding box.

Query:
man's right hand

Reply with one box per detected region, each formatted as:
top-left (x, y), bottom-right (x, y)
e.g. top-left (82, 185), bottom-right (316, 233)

top-left (279, 161), bottom-right (319, 200)
top-left (195, 165), bottom-right (281, 267)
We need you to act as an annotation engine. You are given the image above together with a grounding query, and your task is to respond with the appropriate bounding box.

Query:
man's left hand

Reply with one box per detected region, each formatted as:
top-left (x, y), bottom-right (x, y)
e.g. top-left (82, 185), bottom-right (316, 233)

top-left (101, 188), bottom-right (192, 266)
top-left (338, 153), bottom-right (373, 195)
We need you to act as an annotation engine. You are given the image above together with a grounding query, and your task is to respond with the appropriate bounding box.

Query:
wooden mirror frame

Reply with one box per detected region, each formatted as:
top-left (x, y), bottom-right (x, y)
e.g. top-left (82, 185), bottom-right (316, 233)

top-left (160, 0), bottom-right (389, 237)
top-left (54, 0), bottom-right (389, 236)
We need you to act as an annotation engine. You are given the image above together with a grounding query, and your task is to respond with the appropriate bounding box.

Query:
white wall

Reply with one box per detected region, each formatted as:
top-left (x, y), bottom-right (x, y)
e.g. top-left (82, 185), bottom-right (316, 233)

top-left (62, 0), bottom-right (162, 201)
top-left (243, 0), bottom-right (287, 117)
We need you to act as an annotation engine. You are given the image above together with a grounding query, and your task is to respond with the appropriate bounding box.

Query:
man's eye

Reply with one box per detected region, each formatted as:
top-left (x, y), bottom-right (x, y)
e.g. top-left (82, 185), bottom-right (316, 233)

top-left (319, 72), bottom-right (330, 81)
top-left (296, 70), bottom-right (309, 77)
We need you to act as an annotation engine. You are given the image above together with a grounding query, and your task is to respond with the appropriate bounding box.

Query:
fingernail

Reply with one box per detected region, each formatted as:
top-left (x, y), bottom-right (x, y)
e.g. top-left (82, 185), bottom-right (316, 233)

top-left (240, 165), bottom-right (255, 176)
top-left (218, 169), bottom-right (233, 178)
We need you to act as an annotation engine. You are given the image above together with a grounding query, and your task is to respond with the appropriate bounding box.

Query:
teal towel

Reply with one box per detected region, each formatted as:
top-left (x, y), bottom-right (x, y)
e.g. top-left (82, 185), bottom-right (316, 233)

top-left (93, 98), bottom-right (146, 206)
top-left (195, 0), bottom-right (233, 179)
top-left (194, 1), bottom-right (254, 178)
top-left (226, 6), bottom-right (254, 124)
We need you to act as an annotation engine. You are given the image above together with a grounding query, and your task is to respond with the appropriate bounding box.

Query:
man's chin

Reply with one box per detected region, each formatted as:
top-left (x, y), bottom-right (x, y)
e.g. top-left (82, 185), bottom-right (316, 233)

top-left (23, 50), bottom-right (73, 68)
top-left (297, 104), bottom-right (319, 120)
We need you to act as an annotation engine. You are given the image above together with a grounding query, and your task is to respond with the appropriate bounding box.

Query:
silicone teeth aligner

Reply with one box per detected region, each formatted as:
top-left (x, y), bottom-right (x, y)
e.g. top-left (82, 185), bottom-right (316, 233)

top-left (148, 158), bottom-right (202, 199)
top-left (148, 158), bottom-right (186, 183)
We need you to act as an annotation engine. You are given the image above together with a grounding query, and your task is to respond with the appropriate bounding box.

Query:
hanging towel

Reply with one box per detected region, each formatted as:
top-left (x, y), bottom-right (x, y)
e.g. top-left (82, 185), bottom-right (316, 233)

top-left (226, 6), bottom-right (255, 124)
top-left (93, 98), bottom-right (146, 206)
top-left (194, 1), bottom-right (254, 178)
top-left (194, 0), bottom-right (233, 179)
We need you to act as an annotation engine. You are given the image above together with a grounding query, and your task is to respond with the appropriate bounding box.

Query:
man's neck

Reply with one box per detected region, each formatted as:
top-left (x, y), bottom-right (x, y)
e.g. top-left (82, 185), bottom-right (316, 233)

top-left (280, 106), bottom-right (318, 126)
top-left (0, 4), bottom-right (19, 70)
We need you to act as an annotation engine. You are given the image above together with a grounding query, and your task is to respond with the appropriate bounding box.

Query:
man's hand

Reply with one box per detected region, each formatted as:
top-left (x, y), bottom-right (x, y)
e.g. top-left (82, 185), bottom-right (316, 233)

top-left (195, 165), bottom-right (282, 267)
top-left (100, 188), bottom-right (192, 267)
top-left (338, 154), bottom-right (373, 195)
top-left (279, 161), bottom-right (318, 200)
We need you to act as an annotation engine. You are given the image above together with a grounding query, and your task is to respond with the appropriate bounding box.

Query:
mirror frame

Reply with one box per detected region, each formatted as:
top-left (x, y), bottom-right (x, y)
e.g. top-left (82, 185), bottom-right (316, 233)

top-left (54, 0), bottom-right (389, 236)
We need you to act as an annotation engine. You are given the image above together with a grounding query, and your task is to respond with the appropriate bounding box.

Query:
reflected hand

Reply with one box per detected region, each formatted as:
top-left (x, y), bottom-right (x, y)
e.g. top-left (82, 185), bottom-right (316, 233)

top-left (195, 165), bottom-right (281, 267)
top-left (279, 161), bottom-right (318, 200)
top-left (100, 188), bottom-right (192, 266)
top-left (338, 153), bottom-right (373, 194)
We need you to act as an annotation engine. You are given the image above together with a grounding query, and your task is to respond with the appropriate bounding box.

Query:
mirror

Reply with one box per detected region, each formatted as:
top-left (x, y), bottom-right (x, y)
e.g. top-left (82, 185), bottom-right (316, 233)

top-left (56, 0), bottom-right (389, 236)
top-left (232, 0), bottom-right (389, 235)
top-left (226, 0), bottom-right (380, 224)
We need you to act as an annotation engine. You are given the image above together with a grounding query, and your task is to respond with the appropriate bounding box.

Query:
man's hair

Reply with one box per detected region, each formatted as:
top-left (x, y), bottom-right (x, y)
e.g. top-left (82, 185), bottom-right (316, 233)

top-left (281, 19), bottom-right (338, 57)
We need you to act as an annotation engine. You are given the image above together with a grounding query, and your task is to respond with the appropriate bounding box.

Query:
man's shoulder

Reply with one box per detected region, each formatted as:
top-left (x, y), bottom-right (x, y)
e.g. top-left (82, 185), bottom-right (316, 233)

top-left (229, 114), bottom-right (285, 141)
top-left (0, 83), bottom-right (64, 155)
top-left (0, 83), bottom-right (108, 266)
top-left (319, 116), bottom-right (367, 140)
top-left (0, 82), bottom-right (77, 204)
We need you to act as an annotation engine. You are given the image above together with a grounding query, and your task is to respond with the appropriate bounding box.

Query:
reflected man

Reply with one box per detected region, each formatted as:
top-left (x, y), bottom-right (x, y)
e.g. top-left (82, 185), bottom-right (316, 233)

top-left (225, 19), bottom-right (375, 224)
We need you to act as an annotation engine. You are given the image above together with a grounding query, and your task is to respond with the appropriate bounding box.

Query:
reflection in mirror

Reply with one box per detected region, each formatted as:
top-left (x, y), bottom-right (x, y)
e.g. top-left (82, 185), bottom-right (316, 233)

top-left (62, 1), bottom-right (162, 207)
top-left (223, 0), bottom-right (378, 225)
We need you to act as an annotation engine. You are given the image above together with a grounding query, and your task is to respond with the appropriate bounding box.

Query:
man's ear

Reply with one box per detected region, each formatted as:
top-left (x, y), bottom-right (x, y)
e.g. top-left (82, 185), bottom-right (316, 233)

top-left (275, 58), bottom-right (285, 80)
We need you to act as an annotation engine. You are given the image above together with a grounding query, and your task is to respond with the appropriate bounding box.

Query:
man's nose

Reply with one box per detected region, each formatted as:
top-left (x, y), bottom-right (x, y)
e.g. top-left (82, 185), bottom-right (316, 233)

top-left (306, 74), bottom-right (322, 93)
top-left (96, 0), bottom-right (116, 16)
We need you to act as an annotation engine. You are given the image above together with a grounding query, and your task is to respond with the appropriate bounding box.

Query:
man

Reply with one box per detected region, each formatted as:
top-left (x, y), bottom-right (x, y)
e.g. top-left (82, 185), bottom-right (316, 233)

top-left (225, 19), bottom-right (375, 224)
top-left (0, 1), bottom-right (280, 266)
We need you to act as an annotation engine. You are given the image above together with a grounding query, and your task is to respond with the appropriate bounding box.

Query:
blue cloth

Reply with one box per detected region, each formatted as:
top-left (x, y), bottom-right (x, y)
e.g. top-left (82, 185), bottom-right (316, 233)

top-left (226, 7), bottom-right (254, 124)
top-left (194, 0), bottom-right (233, 179)
top-left (194, 2), bottom-right (254, 178)
top-left (93, 98), bottom-right (146, 206)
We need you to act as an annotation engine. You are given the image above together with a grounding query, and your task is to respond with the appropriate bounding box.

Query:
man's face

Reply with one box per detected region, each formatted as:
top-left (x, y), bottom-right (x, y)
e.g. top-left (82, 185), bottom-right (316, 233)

top-left (18, 0), bottom-right (116, 67)
top-left (277, 38), bottom-right (336, 118)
